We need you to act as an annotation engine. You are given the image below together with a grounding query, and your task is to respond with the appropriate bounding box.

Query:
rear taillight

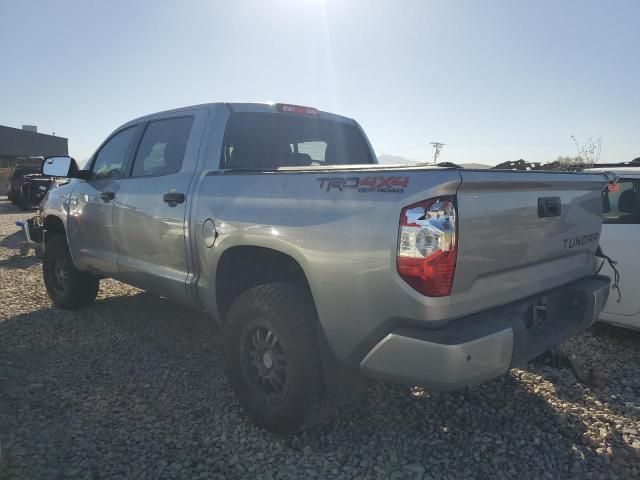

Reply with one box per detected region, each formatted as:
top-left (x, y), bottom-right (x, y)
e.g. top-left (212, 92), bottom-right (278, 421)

top-left (397, 196), bottom-right (457, 296)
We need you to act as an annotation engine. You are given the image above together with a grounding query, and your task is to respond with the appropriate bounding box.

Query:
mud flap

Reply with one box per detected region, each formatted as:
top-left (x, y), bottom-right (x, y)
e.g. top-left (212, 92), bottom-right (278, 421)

top-left (317, 323), bottom-right (368, 407)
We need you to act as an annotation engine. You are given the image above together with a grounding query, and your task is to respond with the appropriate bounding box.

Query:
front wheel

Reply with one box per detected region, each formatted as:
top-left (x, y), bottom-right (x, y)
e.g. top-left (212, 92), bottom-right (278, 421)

top-left (43, 236), bottom-right (99, 309)
top-left (224, 283), bottom-right (328, 434)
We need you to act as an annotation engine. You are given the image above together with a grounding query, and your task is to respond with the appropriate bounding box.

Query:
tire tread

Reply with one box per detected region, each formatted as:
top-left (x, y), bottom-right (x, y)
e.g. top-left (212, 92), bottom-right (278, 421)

top-left (43, 236), bottom-right (99, 309)
top-left (224, 282), bottom-right (329, 433)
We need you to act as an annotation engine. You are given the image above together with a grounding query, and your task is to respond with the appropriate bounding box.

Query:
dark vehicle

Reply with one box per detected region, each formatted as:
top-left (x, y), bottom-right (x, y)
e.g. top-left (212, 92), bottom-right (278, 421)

top-left (15, 173), bottom-right (54, 210)
top-left (7, 164), bottom-right (40, 204)
top-left (7, 157), bottom-right (54, 210)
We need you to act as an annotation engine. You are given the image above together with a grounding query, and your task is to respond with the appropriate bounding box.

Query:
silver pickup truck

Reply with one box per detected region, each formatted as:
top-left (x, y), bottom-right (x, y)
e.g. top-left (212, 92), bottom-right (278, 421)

top-left (39, 102), bottom-right (610, 433)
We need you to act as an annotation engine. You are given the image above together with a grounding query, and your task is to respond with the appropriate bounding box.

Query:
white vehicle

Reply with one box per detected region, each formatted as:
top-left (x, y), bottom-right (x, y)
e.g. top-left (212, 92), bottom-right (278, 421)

top-left (588, 164), bottom-right (640, 330)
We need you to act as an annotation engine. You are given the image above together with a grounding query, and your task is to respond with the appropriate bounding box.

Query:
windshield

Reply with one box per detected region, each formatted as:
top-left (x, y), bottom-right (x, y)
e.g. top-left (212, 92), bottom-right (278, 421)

top-left (221, 113), bottom-right (374, 169)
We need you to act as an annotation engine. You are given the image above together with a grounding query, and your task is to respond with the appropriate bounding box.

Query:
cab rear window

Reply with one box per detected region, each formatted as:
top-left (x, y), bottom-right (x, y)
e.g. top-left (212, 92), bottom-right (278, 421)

top-left (221, 113), bottom-right (373, 169)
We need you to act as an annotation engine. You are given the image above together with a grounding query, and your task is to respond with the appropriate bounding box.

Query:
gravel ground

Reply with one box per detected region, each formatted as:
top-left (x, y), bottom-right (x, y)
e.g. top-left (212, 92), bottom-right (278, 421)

top-left (0, 199), bottom-right (638, 480)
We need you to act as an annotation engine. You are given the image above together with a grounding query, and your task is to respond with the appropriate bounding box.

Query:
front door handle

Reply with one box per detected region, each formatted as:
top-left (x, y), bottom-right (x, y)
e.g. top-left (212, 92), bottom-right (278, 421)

top-left (100, 191), bottom-right (115, 202)
top-left (163, 192), bottom-right (185, 205)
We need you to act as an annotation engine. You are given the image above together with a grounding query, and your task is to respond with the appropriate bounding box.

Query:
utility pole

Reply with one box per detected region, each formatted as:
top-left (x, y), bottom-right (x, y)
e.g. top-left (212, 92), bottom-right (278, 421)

top-left (430, 142), bottom-right (445, 164)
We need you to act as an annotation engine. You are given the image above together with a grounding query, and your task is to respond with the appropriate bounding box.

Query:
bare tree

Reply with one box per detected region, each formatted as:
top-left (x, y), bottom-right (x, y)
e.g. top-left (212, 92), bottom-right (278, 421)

top-left (570, 135), bottom-right (602, 167)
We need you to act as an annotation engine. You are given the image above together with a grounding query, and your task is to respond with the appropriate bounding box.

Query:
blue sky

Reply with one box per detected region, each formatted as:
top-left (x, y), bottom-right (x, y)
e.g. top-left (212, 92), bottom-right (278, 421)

top-left (1, 0), bottom-right (638, 165)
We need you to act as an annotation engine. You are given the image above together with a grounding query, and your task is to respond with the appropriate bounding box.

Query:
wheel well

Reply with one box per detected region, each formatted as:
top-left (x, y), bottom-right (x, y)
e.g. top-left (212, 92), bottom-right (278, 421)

top-left (215, 246), bottom-right (311, 320)
top-left (43, 215), bottom-right (65, 243)
top-left (215, 246), bottom-right (367, 406)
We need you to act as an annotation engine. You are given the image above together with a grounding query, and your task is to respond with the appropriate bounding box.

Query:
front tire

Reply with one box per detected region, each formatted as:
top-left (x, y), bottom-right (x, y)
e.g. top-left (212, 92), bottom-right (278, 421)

top-left (224, 283), bottom-right (327, 434)
top-left (43, 236), bottom-right (99, 309)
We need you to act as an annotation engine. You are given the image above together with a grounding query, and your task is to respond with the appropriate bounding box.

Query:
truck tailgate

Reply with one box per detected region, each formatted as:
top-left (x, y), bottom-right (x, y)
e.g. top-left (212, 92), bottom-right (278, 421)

top-left (451, 170), bottom-right (607, 319)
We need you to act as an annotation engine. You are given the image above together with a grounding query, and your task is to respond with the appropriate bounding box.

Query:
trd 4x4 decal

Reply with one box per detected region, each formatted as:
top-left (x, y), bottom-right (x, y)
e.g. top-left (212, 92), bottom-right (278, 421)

top-left (317, 176), bottom-right (409, 193)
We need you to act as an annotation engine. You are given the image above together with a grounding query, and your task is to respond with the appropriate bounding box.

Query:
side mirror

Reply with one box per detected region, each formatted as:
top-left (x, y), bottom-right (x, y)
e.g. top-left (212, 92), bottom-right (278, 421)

top-left (42, 156), bottom-right (88, 179)
top-left (42, 156), bottom-right (73, 177)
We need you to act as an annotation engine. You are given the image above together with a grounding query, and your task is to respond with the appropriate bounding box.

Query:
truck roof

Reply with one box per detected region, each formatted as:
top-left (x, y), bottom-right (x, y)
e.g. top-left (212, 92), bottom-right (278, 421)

top-left (122, 102), bottom-right (357, 128)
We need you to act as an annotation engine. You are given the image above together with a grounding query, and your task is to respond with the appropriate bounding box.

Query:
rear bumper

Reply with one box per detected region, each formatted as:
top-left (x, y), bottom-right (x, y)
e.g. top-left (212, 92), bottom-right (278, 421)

top-left (359, 275), bottom-right (610, 390)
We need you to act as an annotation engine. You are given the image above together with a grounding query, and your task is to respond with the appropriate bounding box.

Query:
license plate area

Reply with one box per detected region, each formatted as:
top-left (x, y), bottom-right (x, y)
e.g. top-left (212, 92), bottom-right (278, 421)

top-left (510, 276), bottom-right (609, 368)
top-left (522, 291), bottom-right (585, 337)
top-left (524, 297), bottom-right (548, 331)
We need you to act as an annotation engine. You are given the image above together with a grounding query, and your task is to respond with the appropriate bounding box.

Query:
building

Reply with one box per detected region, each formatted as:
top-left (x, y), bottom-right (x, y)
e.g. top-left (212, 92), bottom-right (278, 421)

top-left (0, 125), bottom-right (68, 194)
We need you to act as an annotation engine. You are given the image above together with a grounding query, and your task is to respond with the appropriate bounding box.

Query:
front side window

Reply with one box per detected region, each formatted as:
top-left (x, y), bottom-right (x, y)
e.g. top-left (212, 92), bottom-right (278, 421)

top-left (92, 127), bottom-right (137, 179)
top-left (131, 117), bottom-right (194, 177)
top-left (221, 113), bottom-right (373, 169)
top-left (603, 178), bottom-right (640, 224)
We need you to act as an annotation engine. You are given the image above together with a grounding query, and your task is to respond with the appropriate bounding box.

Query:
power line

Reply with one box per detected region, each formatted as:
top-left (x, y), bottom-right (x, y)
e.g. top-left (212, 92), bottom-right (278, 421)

top-left (430, 142), bottom-right (445, 163)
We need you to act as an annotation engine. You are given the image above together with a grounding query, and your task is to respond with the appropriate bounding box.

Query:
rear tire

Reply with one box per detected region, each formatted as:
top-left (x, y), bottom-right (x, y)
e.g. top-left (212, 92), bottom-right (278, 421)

top-left (224, 282), bottom-right (328, 434)
top-left (43, 236), bottom-right (99, 309)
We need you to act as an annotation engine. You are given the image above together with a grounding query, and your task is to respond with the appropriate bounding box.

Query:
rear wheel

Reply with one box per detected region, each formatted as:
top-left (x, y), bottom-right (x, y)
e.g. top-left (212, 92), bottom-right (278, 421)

top-left (224, 283), bottom-right (327, 434)
top-left (43, 236), bottom-right (99, 309)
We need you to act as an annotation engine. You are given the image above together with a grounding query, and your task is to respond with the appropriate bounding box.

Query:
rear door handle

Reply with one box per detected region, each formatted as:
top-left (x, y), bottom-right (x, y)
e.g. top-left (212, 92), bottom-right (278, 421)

top-left (100, 191), bottom-right (115, 202)
top-left (163, 192), bottom-right (185, 205)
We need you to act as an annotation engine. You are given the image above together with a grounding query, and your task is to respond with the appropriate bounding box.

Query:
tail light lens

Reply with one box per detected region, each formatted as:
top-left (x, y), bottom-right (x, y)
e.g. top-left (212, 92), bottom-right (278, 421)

top-left (397, 196), bottom-right (457, 296)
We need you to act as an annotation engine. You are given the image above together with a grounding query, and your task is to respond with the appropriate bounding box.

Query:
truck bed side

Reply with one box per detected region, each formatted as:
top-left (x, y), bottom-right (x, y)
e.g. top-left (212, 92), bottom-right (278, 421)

top-left (190, 166), bottom-right (607, 368)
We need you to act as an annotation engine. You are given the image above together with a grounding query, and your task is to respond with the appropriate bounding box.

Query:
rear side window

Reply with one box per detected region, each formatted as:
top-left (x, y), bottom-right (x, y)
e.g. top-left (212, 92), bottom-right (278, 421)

top-left (603, 179), bottom-right (640, 224)
top-left (131, 117), bottom-right (194, 177)
top-left (221, 113), bottom-right (373, 169)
